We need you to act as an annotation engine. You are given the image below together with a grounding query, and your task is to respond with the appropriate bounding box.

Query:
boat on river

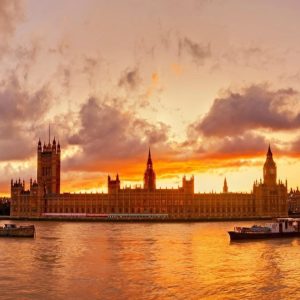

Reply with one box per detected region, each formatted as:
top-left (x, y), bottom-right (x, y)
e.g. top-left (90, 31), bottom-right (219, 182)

top-left (0, 224), bottom-right (35, 238)
top-left (229, 218), bottom-right (300, 240)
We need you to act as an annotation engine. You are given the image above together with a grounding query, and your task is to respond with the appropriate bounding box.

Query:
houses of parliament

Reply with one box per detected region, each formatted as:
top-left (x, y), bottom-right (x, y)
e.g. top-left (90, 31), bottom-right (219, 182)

top-left (10, 138), bottom-right (288, 219)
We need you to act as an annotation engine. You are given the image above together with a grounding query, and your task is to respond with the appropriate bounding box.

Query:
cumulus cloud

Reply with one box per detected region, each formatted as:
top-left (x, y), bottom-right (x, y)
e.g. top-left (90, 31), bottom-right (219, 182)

top-left (184, 129), bottom-right (270, 160)
top-left (193, 84), bottom-right (300, 137)
top-left (65, 97), bottom-right (171, 171)
top-left (182, 84), bottom-right (300, 160)
top-left (215, 133), bottom-right (268, 156)
top-left (0, 74), bottom-right (51, 161)
top-left (178, 37), bottom-right (211, 65)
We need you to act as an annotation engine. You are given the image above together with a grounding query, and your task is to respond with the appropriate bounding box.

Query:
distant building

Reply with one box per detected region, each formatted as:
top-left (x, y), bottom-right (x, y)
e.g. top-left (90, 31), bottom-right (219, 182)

top-left (10, 140), bottom-right (288, 219)
top-left (288, 188), bottom-right (300, 214)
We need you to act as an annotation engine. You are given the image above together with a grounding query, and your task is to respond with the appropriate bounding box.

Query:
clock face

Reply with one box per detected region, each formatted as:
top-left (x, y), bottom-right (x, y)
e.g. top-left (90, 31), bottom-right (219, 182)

top-left (270, 168), bottom-right (275, 174)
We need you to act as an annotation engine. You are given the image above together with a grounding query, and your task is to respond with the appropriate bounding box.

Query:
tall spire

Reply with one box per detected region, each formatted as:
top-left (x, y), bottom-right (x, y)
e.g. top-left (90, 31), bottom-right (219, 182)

top-left (38, 138), bottom-right (42, 151)
top-left (223, 177), bottom-right (228, 193)
top-left (264, 144), bottom-right (276, 185)
top-left (147, 147), bottom-right (152, 166)
top-left (267, 144), bottom-right (272, 157)
top-left (144, 147), bottom-right (156, 190)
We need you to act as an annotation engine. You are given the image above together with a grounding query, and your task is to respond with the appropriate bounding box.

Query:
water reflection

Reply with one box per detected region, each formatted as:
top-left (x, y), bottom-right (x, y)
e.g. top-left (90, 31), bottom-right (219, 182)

top-left (1, 220), bottom-right (300, 299)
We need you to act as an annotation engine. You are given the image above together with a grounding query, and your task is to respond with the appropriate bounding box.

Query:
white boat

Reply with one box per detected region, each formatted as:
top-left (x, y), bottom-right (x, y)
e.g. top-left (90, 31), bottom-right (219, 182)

top-left (229, 218), bottom-right (300, 240)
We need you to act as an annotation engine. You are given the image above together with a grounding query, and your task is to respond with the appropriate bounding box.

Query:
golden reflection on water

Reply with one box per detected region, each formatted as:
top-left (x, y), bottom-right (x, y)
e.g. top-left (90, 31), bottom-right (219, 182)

top-left (1, 220), bottom-right (300, 299)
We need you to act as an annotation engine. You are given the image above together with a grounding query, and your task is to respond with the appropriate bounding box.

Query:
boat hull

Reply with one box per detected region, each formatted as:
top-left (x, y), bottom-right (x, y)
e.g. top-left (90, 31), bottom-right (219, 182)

top-left (0, 226), bottom-right (35, 238)
top-left (228, 231), bottom-right (300, 241)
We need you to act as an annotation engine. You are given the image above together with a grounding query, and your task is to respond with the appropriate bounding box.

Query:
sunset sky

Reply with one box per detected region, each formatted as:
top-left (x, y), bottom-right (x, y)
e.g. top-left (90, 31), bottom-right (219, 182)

top-left (1, 0), bottom-right (300, 195)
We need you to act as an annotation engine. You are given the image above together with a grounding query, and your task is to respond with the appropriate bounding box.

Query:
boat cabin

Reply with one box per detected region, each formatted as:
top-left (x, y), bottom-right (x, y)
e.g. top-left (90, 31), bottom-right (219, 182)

top-left (265, 218), bottom-right (300, 233)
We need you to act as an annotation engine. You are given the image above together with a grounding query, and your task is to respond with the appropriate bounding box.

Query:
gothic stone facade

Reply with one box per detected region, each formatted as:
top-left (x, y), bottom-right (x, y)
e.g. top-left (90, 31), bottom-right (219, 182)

top-left (10, 142), bottom-right (288, 219)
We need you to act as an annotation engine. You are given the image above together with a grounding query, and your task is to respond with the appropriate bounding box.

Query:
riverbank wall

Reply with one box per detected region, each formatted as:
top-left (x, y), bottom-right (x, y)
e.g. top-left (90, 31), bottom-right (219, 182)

top-left (0, 215), bottom-right (275, 223)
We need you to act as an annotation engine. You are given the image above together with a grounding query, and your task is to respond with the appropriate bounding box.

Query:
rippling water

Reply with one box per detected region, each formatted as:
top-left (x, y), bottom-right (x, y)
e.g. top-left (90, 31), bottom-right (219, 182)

top-left (1, 220), bottom-right (300, 299)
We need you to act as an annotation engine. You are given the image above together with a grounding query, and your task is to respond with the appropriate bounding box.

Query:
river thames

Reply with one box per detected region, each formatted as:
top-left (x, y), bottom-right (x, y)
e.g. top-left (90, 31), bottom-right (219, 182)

top-left (1, 220), bottom-right (300, 299)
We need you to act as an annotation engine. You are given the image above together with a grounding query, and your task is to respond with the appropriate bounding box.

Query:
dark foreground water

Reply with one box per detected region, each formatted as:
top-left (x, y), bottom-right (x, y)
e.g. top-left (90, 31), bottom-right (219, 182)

top-left (1, 220), bottom-right (300, 300)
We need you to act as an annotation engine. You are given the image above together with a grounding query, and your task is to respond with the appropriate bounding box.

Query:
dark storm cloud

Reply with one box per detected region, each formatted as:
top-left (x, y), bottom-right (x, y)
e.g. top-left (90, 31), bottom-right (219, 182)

top-left (192, 85), bottom-right (300, 137)
top-left (66, 97), bottom-right (171, 171)
top-left (178, 37), bottom-right (211, 65)
top-left (0, 74), bottom-right (51, 161)
top-left (118, 68), bottom-right (141, 90)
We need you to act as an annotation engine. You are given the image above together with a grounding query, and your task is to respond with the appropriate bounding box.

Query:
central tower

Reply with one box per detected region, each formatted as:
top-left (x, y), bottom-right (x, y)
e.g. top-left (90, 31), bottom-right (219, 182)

top-left (263, 145), bottom-right (276, 186)
top-left (144, 148), bottom-right (156, 191)
top-left (223, 178), bottom-right (228, 193)
top-left (37, 137), bottom-right (61, 195)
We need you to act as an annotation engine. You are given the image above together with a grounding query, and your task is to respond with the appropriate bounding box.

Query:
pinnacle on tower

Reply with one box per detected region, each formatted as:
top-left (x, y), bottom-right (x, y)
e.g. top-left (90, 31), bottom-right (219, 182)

top-left (52, 137), bottom-right (57, 151)
top-left (38, 138), bottom-right (42, 151)
top-left (267, 144), bottom-right (272, 157)
top-left (147, 147), bottom-right (153, 167)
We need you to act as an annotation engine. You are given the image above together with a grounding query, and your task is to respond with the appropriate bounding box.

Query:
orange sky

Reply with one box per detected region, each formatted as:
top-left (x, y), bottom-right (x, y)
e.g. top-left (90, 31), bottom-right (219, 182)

top-left (1, 0), bottom-right (300, 196)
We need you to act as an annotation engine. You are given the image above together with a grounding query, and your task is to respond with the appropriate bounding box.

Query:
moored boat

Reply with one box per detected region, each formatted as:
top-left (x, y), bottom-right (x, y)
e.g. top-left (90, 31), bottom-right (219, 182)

top-left (0, 224), bottom-right (35, 238)
top-left (229, 218), bottom-right (300, 240)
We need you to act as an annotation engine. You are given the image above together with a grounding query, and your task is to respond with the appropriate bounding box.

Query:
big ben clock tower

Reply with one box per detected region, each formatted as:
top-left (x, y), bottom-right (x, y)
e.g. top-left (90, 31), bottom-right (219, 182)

top-left (263, 145), bottom-right (277, 186)
top-left (253, 144), bottom-right (287, 217)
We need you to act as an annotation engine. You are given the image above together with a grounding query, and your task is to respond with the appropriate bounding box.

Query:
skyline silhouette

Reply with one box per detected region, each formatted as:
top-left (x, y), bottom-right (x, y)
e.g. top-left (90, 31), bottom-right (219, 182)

top-left (10, 138), bottom-right (290, 195)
